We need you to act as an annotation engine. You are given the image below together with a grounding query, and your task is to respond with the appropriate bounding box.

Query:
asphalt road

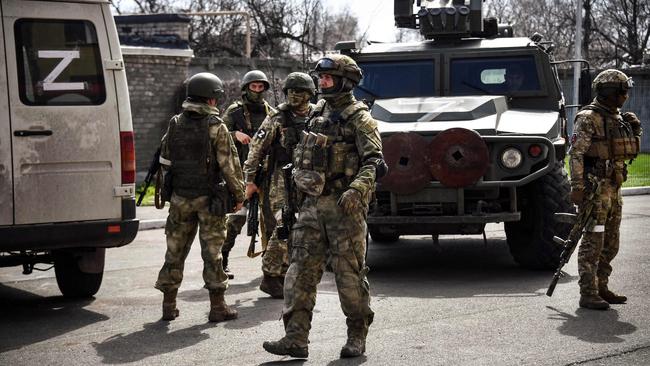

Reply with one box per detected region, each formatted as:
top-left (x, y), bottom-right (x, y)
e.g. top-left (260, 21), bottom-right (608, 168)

top-left (1, 195), bottom-right (649, 365)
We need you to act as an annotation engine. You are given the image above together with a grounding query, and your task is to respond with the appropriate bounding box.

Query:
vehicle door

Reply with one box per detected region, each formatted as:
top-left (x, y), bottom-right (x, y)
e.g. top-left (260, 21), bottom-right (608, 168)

top-left (3, 0), bottom-right (122, 224)
top-left (0, 3), bottom-right (13, 226)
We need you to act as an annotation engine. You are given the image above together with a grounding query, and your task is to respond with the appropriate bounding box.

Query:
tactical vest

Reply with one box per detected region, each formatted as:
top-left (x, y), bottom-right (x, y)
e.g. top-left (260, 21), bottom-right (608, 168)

top-left (580, 104), bottom-right (639, 161)
top-left (228, 101), bottom-right (271, 135)
top-left (272, 103), bottom-right (308, 167)
top-left (293, 100), bottom-right (368, 193)
top-left (168, 113), bottom-right (216, 198)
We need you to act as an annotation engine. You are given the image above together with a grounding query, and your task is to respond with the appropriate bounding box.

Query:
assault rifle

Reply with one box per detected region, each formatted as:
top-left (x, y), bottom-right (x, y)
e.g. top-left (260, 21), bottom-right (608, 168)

top-left (247, 164), bottom-right (264, 258)
top-left (276, 164), bottom-right (296, 242)
top-left (546, 175), bottom-right (602, 297)
top-left (137, 147), bottom-right (161, 207)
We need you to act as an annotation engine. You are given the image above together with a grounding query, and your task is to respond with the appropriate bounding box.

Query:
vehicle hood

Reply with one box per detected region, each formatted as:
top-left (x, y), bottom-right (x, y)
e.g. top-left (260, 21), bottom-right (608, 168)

top-left (371, 96), bottom-right (560, 137)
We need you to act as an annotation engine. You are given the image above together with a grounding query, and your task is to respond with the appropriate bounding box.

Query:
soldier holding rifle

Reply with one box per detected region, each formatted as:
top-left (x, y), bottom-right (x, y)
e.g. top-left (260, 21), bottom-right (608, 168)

top-left (568, 69), bottom-right (642, 310)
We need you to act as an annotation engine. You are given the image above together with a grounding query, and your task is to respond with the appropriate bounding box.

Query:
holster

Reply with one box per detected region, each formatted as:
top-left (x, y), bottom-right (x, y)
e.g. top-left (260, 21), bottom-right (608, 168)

top-left (209, 183), bottom-right (234, 216)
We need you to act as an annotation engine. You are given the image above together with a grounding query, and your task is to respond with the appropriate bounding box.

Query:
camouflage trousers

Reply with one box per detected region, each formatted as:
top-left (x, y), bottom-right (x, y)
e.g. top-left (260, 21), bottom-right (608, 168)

top-left (262, 171), bottom-right (289, 278)
top-left (223, 211), bottom-right (246, 253)
top-left (155, 193), bottom-right (229, 293)
top-left (282, 194), bottom-right (374, 347)
top-left (577, 180), bottom-right (622, 296)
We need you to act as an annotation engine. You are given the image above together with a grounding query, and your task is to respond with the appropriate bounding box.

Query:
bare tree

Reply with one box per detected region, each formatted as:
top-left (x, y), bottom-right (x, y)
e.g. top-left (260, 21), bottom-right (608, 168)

top-left (591, 0), bottom-right (650, 67)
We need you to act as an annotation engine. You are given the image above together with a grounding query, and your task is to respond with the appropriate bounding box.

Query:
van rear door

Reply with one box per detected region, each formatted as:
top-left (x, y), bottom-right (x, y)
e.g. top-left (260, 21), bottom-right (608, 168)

top-left (3, 1), bottom-right (122, 224)
top-left (0, 3), bottom-right (13, 226)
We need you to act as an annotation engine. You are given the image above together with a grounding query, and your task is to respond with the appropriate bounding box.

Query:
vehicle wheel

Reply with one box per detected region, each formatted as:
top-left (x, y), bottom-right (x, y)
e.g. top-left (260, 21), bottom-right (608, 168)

top-left (369, 229), bottom-right (400, 243)
top-left (54, 249), bottom-right (104, 298)
top-left (505, 161), bottom-right (574, 270)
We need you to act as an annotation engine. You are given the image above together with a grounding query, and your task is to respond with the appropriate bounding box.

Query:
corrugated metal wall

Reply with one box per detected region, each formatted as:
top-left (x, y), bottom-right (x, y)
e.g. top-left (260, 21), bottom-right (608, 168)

top-left (560, 68), bottom-right (650, 152)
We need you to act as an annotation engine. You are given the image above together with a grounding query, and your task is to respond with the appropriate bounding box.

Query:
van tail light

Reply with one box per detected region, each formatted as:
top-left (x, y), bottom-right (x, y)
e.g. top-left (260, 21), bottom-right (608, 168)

top-left (120, 131), bottom-right (136, 184)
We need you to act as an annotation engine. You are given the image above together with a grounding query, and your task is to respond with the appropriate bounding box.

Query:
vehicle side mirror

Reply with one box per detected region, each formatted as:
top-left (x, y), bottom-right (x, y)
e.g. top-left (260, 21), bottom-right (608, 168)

top-left (578, 68), bottom-right (592, 107)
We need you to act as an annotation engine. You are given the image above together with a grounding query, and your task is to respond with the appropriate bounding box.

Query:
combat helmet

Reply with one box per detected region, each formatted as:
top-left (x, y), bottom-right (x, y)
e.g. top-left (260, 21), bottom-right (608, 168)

top-left (186, 72), bottom-right (225, 100)
top-left (282, 72), bottom-right (316, 95)
top-left (240, 70), bottom-right (270, 91)
top-left (593, 69), bottom-right (633, 97)
top-left (311, 54), bottom-right (363, 85)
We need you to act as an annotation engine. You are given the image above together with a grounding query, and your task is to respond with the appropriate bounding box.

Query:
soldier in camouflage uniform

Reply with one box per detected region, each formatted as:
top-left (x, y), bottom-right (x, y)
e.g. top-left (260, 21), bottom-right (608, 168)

top-left (243, 72), bottom-right (316, 298)
top-left (154, 72), bottom-right (245, 322)
top-left (263, 55), bottom-right (387, 359)
top-left (222, 70), bottom-right (275, 277)
top-left (569, 69), bottom-right (642, 310)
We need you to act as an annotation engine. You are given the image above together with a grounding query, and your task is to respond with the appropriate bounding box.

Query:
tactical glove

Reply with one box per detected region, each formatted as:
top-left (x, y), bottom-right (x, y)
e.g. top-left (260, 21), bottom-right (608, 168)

top-left (622, 112), bottom-right (642, 136)
top-left (338, 188), bottom-right (363, 215)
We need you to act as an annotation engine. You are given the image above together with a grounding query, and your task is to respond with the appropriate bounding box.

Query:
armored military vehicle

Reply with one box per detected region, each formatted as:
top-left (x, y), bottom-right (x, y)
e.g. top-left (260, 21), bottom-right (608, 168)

top-left (339, 0), bottom-right (590, 269)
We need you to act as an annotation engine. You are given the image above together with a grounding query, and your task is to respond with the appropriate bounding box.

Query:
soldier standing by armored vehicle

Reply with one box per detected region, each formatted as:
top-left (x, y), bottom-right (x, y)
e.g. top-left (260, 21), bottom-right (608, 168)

top-left (569, 69), bottom-right (642, 310)
top-left (222, 70), bottom-right (275, 277)
top-left (243, 72), bottom-right (316, 298)
top-left (154, 72), bottom-right (245, 322)
top-left (263, 55), bottom-right (386, 359)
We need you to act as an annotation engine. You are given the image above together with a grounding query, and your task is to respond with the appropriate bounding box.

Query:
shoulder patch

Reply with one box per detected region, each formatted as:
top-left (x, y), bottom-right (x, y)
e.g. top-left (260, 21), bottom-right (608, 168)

top-left (255, 128), bottom-right (267, 140)
top-left (353, 110), bottom-right (377, 134)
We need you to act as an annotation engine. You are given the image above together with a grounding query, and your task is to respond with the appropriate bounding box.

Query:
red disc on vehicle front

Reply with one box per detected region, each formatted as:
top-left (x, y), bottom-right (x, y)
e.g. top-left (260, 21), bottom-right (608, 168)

top-left (428, 128), bottom-right (489, 188)
top-left (380, 132), bottom-right (432, 195)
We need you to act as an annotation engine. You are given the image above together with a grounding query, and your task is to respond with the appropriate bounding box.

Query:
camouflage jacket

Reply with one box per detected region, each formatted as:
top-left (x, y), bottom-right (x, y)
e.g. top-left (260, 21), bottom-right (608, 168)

top-left (243, 102), bottom-right (314, 184)
top-left (223, 98), bottom-right (275, 165)
top-left (160, 100), bottom-right (245, 203)
top-left (569, 98), bottom-right (642, 191)
top-left (311, 94), bottom-right (384, 200)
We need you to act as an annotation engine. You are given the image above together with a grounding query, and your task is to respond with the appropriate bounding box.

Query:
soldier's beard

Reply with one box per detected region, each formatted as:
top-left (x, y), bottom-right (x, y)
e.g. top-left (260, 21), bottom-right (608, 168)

top-left (287, 91), bottom-right (310, 109)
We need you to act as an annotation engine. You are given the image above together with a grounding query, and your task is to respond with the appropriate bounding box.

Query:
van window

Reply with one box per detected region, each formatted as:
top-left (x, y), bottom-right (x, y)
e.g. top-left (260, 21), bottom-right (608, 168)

top-left (14, 19), bottom-right (106, 106)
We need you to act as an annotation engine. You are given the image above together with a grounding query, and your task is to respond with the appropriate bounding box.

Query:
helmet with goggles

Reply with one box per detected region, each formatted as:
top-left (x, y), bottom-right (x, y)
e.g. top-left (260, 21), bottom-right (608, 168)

top-left (282, 72), bottom-right (316, 95)
top-left (593, 69), bottom-right (633, 97)
top-left (311, 54), bottom-right (363, 85)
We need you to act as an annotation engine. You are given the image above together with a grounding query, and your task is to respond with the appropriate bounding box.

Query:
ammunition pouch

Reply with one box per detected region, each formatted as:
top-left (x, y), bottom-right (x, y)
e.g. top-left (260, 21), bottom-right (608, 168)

top-left (162, 170), bottom-right (173, 202)
top-left (293, 169), bottom-right (325, 196)
top-left (209, 182), bottom-right (234, 216)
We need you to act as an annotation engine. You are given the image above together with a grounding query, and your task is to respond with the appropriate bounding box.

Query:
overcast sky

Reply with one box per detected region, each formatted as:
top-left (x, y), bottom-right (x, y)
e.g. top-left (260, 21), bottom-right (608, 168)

top-left (325, 0), bottom-right (396, 42)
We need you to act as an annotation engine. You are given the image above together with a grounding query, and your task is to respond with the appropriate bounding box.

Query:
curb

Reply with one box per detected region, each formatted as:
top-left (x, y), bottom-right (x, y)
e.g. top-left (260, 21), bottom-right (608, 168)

top-left (136, 187), bottom-right (650, 231)
top-left (621, 186), bottom-right (650, 196)
top-left (139, 219), bottom-right (166, 231)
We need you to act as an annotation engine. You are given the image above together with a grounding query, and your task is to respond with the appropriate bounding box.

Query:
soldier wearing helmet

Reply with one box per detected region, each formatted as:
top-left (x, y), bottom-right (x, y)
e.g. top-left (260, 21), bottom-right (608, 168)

top-left (154, 72), bottom-right (245, 322)
top-left (222, 70), bottom-right (276, 278)
top-left (263, 55), bottom-right (386, 359)
top-left (241, 72), bottom-right (316, 298)
top-left (569, 69), bottom-right (642, 310)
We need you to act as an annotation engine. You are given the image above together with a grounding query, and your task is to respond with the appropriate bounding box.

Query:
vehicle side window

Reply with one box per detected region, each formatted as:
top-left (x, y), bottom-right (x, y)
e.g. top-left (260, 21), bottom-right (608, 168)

top-left (450, 56), bottom-right (541, 96)
top-left (14, 19), bottom-right (106, 106)
top-left (356, 60), bottom-right (436, 99)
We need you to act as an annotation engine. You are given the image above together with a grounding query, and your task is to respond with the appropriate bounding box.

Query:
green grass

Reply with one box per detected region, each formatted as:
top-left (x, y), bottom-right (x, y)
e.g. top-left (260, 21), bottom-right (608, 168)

top-left (135, 183), bottom-right (156, 206)
top-left (564, 153), bottom-right (650, 188)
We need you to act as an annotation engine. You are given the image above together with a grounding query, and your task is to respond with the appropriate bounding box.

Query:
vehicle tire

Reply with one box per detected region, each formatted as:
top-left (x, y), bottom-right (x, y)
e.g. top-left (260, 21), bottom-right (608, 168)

top-left (54, 250), bottom-right (104, 298)
top-left (505, 161), bottom-right (574, 270)
top-left (368, 228), bottom-right (400, 243)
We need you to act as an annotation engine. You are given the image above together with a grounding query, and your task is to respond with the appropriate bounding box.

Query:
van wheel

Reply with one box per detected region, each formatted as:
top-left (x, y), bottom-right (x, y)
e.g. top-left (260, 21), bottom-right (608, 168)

top-left (54, 249), bottom-right (104, 298)
top-left (368, 226), bottom-right (400, 243)
top-left (505, 162), bottom-right (574, 270)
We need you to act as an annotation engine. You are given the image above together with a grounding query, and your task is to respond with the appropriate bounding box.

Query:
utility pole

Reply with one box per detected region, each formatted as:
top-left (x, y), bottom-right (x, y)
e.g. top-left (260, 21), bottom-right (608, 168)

top-left (573, 0), bottom-right (583, 107)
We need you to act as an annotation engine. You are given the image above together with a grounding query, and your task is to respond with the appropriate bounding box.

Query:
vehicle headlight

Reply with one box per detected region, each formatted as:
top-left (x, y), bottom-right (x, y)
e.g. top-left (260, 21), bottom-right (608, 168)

top-left (501, 148), bottom-right (523, 169)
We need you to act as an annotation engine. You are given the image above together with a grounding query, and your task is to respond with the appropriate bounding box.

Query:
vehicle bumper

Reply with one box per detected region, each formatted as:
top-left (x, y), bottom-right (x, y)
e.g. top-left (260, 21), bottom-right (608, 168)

top-left (0, 219), bottom-right (139, 251)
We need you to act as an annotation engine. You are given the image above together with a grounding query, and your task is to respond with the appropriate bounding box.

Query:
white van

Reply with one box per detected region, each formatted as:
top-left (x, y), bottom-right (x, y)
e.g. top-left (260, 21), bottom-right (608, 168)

top-left (0, 0), bottom-right (138, 297)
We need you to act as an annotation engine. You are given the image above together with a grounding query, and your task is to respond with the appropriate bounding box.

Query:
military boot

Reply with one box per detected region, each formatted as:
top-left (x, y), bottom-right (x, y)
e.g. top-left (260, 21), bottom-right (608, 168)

top-left (222, 250), bottom-right (234, 279)
top-left (260, 275), bottom-right (284, 299)
top-left (262, 337), bottom-right (308, 358)
top-left (341, 319), bottom-right (368, 358)
top-left (162, 289), bottom-right (179, 321)
top-left (208, 290), bottom-right (238, 322)
top-left (599, 287), bottom-right (627, 304)
top-left (579, 294), bottom-right (610, 310)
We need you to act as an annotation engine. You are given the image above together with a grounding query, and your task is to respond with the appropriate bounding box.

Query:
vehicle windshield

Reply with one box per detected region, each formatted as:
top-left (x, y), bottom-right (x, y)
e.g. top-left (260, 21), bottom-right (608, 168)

top-left (450, 55), bottom-right (541, 96)
top-left (355, 60), bottom-right (436, 100)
